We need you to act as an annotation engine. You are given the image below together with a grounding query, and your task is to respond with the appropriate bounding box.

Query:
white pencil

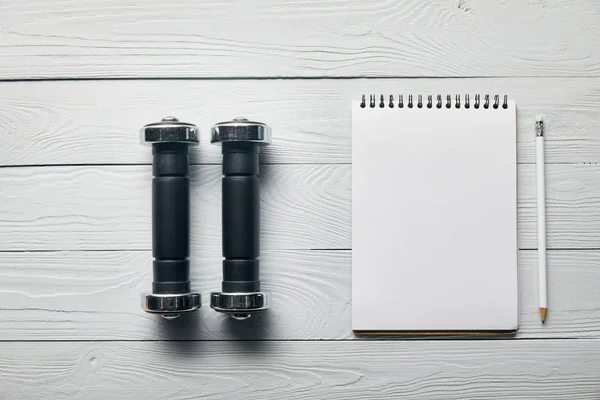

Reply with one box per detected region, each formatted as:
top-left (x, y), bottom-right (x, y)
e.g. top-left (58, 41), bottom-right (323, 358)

top-left (536, 116), bottom-right (547, 323)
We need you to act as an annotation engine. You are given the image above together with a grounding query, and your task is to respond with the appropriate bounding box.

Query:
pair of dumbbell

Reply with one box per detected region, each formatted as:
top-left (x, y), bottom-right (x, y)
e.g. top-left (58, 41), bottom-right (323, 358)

top-left (140, 116), bottom-right (270, 320)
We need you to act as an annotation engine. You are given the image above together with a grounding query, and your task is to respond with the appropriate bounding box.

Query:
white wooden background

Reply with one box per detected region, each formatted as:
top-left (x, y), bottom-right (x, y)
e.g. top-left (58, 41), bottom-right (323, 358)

top-left (1, 0), bottom-right (600, 398)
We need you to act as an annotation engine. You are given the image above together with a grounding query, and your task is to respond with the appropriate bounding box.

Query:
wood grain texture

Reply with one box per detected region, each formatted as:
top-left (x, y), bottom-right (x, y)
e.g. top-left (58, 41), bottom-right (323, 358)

top-left (0, 250), bottom-right (349, 340)
top-left (0, 249), bottom-right (598, 340)
top-left (1, 78), bottom-right (600, 166)
top-left (2, 1), bottom-right (599, 396)
top-left (0, 164), bottom-right (350, 251)
top-left (1, 0), bottom-right (600, 79)
top-left (2, 340), bottom-right (600, 399)
top-left (1, 164), bottom-right (600, 251)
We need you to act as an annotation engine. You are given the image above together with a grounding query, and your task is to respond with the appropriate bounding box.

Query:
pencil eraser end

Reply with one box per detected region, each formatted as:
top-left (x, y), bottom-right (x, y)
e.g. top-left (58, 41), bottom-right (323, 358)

top-left (535, 115), bottom-right (543, 122)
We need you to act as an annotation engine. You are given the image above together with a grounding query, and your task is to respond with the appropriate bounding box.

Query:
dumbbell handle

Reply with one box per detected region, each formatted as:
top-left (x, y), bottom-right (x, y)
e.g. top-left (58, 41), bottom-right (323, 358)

top-left (152, 142), bottom-right (191, 294)
top-left (221, 142), bottom-right (261, 293)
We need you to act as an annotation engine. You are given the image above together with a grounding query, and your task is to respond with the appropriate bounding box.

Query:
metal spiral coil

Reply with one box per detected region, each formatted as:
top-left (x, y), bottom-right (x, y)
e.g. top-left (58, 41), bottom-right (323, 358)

top-left (360, 94), bottom-right (509, 110)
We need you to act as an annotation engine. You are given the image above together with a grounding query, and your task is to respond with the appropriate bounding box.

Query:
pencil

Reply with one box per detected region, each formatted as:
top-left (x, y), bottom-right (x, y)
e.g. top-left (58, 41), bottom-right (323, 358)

top-left (536, 116), bottom-right (547, 323)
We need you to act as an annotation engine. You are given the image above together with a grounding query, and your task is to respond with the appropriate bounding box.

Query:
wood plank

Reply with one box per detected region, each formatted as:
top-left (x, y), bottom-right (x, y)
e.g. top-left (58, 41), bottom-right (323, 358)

top-left (0, 249), bottom-right (598, 340)
top-left (2, 0), bottom-right (600, 79)
top-left (1, 164), bottom-right (599, 251)
top-left (1, 78), bottom-right (599, 166)
top-left (1, 340), bottom-right (600, 399)
top-left (518, 164), bottom-right (600, 250)
top-left (0, 250), bottom-right (350, 340)
top-left (0, 165), bottom-right (350, 251)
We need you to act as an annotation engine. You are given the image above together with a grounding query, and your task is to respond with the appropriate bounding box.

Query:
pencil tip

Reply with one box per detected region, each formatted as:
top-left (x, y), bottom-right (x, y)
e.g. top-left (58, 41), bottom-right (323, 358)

top-left (540, 307), bottom-right (547, 323)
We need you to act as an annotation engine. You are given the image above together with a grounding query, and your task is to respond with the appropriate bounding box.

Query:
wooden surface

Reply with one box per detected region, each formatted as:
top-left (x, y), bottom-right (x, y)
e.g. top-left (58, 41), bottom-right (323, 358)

top-left (2, 340), bottom-right (600, 400)
top-left (2, 164), bottom-right (600, 250)
top-left (2, 79), bottom-right (600, 165)
top-left (1, 0), bottom-right (600, 398)
top-left (1, 249), bottom-right (599, 340)
top-left (2, 0), bottom-right (600, 79)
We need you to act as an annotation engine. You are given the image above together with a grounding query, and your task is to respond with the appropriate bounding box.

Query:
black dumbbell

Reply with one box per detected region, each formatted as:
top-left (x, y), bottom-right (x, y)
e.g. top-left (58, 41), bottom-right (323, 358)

top-left (140, 117), bottom-right (201, 319)
top-left (210, 118), bottom-right (271, 320)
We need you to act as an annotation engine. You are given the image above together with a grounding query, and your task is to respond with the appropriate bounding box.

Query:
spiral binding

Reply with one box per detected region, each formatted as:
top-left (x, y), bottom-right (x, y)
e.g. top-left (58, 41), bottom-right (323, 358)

top-left (360, 94), bottom-right (509, 110)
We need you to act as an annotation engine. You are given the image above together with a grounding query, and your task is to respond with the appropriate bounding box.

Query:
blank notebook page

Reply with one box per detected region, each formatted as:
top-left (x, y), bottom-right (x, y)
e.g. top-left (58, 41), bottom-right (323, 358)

top-left (352, 97), bottom-right (518, 332)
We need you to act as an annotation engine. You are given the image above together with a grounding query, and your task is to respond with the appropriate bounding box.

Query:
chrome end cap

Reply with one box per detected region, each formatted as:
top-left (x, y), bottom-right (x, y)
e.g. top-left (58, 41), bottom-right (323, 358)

top-left (143, 292), bottom-right (201, 315)
top-left (210, 291), bottom-right (269, 314)
top-left (211, 117), bottom-right (271, 145)
top-left (140, 117), bottom-right (199, 145)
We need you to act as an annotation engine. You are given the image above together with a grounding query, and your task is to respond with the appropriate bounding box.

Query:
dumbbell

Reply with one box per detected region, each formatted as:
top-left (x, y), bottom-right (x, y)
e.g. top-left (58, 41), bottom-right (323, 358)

top-left (140, 117), bottom-right (201, 319)
top-left (210, 118), bottom-right (271, 320)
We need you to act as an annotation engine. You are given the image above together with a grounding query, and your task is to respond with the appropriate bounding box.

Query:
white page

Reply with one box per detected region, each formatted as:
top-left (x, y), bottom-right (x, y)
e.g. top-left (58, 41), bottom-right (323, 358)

top-left (352, 98), bottom-right (518, 332)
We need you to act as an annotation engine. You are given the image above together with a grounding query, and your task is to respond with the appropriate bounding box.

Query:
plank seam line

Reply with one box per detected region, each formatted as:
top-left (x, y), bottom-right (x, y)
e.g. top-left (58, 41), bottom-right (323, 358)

top-left (0, 162), bottom-right (350, 168)
top-left (1, 76), bottom-right (600, 83)
top-left (0, 248), bottom-right (597, 253)
top-left (0, 337), bottom-right (597, 343)
top-left (0, 162), bottom-right (593, 168)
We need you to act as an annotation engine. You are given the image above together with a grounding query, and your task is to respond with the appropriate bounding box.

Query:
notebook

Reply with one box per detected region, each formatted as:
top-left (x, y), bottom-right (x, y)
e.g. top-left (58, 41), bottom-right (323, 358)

top-left (352, 94), bottom-right (518, 333)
